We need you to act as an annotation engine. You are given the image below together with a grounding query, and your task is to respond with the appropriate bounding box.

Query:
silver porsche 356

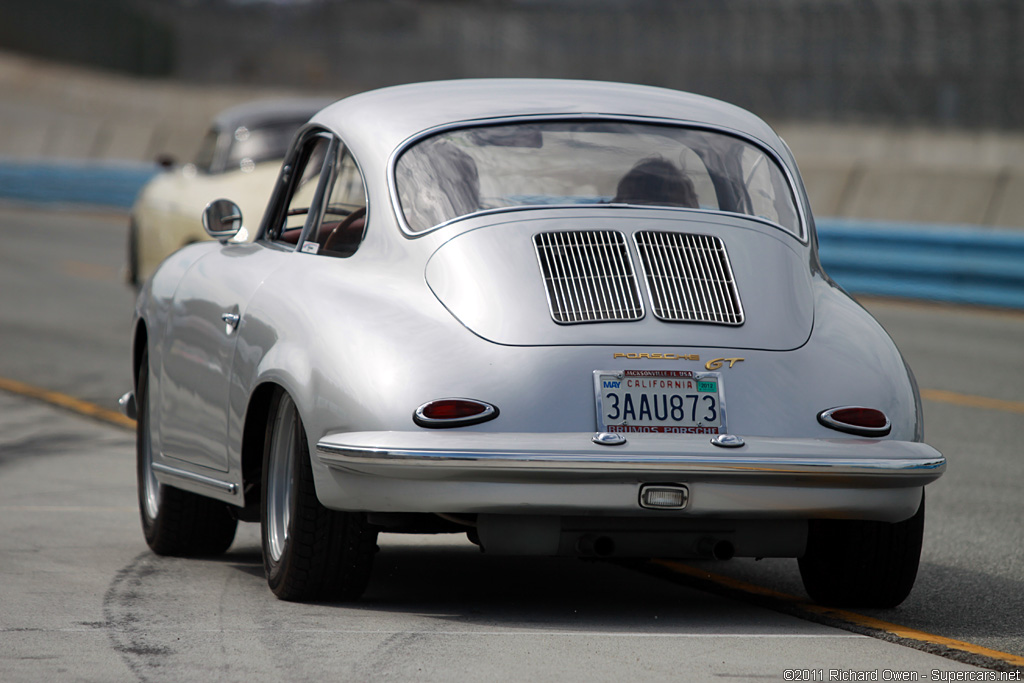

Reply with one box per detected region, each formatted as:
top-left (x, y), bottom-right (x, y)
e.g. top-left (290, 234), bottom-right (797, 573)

top-left (121, 79), bottom-right (944, 607)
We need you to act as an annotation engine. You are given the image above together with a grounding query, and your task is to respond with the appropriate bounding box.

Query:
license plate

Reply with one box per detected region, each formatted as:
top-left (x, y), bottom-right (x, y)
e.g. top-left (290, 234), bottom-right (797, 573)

top-left (593, 370), bottom-right (725, 434)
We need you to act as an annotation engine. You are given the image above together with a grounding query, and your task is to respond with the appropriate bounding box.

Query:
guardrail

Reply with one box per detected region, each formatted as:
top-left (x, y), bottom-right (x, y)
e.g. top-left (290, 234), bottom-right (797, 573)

top-left (0, 161), bottom-right (158, 209)
top-left (1, 161), bottom-right (1022, 309)
top-left (816, 219), bottom-right (1024, 310)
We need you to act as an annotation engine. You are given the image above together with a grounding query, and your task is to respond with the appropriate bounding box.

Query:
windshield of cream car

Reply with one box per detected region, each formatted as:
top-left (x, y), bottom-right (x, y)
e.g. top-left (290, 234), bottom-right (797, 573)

top-left (395, 120), bottom-right (802, 237)
top-left (226, 120), bottom-right (305, 168)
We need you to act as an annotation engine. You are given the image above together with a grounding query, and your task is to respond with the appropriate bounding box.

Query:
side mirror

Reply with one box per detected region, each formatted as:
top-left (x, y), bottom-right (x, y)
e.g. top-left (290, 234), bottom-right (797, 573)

top-left (202, 199), bottom-right (243, 242)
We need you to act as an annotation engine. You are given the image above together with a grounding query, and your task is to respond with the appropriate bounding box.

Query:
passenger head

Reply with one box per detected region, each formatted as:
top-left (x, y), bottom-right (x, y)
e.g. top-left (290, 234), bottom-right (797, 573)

top-left (614, 157), bottom-right (698, 208)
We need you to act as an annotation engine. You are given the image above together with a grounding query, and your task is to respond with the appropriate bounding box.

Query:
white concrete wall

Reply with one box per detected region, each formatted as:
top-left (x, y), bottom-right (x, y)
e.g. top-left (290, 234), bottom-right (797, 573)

top-left (776, 123), bottom-right (1024, 229)
top-left (1, 51), bottom-right (1021, 230)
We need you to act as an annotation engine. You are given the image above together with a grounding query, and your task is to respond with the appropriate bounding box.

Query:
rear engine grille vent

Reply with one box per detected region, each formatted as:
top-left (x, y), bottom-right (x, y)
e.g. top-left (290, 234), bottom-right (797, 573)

top-left (533, 231), bottom-right (643, 324)
top-left (634, 231), bottom-right (744, 325)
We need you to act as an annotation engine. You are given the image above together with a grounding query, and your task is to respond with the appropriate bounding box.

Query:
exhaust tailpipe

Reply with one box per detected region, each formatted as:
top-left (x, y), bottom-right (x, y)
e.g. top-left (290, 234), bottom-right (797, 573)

top-left (697, 537), bottom-right (735, 560)
top-left (576, 535), bottom-right (616, 557)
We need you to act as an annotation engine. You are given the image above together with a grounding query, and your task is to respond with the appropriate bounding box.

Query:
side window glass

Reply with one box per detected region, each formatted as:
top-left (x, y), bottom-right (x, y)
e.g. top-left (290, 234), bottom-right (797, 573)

top-left (313, 148), bottom-right (368, 258)
top-left (269, 134), bottom-right (332, 246)
top-left (193, 128), bottom-right (219, 173)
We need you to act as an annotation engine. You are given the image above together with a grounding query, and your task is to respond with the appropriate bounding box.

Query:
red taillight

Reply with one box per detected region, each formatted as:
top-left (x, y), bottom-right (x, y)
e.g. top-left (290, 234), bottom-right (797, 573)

top-left (817, 406), bottom-right (891, 437)
top-left (422, 400), bottom-right (486, 420)
top-left (414, 399), bottom-right (498, 428)
top-left (832, 407), bottom-right (888, 429)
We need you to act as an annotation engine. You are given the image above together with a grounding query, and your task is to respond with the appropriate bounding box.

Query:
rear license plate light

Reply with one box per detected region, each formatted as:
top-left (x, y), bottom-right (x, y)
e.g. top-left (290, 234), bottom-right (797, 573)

top-left (639, 485), bottom-right (689, 510)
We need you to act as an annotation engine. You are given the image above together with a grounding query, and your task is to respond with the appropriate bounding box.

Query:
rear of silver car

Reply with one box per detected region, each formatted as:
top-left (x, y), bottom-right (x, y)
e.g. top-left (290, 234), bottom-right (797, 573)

top-left (307, 112), bottom-right (945, 607)
top-left (313, 206), bottom-right (941, 577)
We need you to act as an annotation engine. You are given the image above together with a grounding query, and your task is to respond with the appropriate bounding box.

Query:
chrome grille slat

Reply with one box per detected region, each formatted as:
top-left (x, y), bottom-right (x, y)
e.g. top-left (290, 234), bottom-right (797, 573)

top-left (571, 231), bottom-right (600, 319)
top-left (604, 231), bottom-right (633, 318)
top-left (635, 231), bottom-right (744, 325)
top-left (706, 234), bottom-right (736, 321)
top-left (694, 234), bottom-right (722, 320)
top-left (592, 232), bottom-right (618, 316)
top-left (534, 231), bottom-right (643, 324)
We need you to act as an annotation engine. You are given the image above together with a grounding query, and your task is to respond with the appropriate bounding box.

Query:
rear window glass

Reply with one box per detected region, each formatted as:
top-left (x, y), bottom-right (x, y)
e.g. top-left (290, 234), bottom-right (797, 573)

top-left (395, 120), bottom-right (801, 238)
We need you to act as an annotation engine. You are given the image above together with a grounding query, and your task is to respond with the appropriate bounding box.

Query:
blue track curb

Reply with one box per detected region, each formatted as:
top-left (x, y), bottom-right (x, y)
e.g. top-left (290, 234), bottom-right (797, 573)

top-left (0, 160), bottom-right (159, 209)
top-left (1, 161), bottom-right (1022, 309)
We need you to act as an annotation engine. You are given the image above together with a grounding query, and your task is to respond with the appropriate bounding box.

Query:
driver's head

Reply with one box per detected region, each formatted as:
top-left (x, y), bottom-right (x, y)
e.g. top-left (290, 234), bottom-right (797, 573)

top-left (614, 157), bottom-right (697, 208)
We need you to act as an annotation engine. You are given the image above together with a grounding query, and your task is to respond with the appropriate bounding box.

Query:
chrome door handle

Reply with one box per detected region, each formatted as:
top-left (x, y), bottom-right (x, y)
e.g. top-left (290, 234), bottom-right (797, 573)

top-left (221, 312), bottom-right (240, 331)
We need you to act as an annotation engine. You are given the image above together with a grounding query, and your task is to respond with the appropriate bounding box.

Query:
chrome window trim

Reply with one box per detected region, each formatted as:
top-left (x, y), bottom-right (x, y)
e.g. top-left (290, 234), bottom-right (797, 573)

top-left (256, 125), bottom-right (336, 244)
top-left (387, 114), bottom-right (809, 242)
top-left (294, 135), bottom-right (341, 249)
top-left (297, 140), bottom-right (371, 258)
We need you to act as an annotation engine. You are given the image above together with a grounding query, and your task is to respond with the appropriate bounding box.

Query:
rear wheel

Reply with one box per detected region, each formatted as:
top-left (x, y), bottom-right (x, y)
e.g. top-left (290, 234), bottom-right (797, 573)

top-left (136, 349), bottom-right (238, 556)
top-left (798, 493), bottom-right (925, 607)
top-left (261, 389), bottom-right (378, 601)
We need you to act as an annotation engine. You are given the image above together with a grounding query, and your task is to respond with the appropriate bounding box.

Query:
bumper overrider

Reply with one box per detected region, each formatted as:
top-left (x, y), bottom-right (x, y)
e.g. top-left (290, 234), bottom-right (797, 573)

top-left (315, 431), bottom-right (943, 525)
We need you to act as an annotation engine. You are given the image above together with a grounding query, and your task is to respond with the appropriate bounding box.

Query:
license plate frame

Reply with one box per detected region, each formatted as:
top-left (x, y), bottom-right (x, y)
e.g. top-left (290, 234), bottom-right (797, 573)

top-left (593, 369), bottom-right (727, 434)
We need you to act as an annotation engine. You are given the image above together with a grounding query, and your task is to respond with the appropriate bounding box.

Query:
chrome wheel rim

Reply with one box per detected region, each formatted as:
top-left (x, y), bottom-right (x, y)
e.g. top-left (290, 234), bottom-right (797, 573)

top-left (266, 394), bottom-right (298, 563)
top-left (140, 371), bottom-right (161, 521)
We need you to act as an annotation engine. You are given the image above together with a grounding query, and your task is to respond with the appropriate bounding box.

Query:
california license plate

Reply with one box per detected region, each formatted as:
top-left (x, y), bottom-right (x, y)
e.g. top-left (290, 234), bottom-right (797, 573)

top-left (593, 370), bottom-right (724, 434)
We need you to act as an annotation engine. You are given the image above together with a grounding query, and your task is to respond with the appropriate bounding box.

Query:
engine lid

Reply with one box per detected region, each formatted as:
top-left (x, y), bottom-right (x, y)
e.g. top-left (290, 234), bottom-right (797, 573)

top-left (425, 210), bottom-right (813, 350)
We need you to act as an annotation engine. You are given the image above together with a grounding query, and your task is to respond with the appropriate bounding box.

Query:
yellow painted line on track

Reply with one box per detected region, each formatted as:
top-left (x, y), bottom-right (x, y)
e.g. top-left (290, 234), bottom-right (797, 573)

top-left (921, 388), bottom-right (1024, 416)
top-left (0, 505), bottom-right (137, 512)
top-left (6, 378), bottom-right (1020, 432)
top-left (655, 560), bottom-right (1024, 669)
top-left (0, 377), bottom-right (135, 429)
top-left (2, 375), bottom-right (1023, 668)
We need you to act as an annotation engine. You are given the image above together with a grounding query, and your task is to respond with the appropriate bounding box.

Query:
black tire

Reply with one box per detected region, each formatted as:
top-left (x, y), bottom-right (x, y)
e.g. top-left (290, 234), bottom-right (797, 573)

top-left (126, 218), bottom-right (139, 289)
top-left (260, 389), bottom-right (378, 602)
top-left (136, 349), bottom-right (238, 556)
top-left (798, 493), bottom-right (925, 608)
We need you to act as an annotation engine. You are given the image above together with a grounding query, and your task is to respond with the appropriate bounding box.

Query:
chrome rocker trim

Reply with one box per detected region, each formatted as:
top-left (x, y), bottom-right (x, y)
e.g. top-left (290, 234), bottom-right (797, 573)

top-left (152, 461), bottom-right (239, 495)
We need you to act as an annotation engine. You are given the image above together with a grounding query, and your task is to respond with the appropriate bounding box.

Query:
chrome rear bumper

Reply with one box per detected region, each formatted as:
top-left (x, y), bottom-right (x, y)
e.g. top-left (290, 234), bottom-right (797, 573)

top-left (317, 431), bottom-right (943, 484)
top-left (314, 431), bottom-right (942, 522)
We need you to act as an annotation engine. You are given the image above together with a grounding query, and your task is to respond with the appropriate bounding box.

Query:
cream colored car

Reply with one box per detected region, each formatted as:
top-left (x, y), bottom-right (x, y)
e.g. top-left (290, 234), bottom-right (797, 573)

top-left (126, 98), bottom-right (329, 287)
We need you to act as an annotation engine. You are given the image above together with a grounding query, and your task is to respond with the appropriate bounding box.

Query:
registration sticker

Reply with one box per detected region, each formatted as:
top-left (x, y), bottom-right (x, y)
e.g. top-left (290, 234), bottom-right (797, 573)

top-left (594, 369), bottom-right (725, 434)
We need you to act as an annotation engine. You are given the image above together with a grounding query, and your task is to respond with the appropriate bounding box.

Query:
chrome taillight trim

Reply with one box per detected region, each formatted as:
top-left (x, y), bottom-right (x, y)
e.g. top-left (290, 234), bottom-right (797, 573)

top-left (533, 230), bottom-right (644, 324)
top-left (633, 231), bottom-right (744, 325)
top-left (817, 406), bottom-right (892, 437)
top-left (413, 398), bottom-right (500, 429)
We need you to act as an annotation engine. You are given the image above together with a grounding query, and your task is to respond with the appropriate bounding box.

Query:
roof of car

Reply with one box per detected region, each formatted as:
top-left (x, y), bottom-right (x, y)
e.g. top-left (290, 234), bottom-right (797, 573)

top-left (212, 97), bottom-right (333, 131)
top-left (312, 79), bottom-right (786, 158)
